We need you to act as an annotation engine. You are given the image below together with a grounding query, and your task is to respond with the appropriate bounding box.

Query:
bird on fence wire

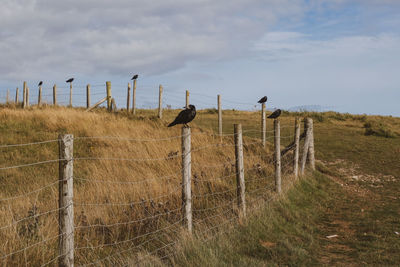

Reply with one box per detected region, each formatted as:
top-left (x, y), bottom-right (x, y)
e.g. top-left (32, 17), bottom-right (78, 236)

top-left (38, 81), bottom-right (43, 86)
top-left (131, 74), bottom-right (139, 80)
top-left (168, 105), bottom-right (196, 127)
top-left (267, 109), bottom-right (281, 119)
top-left (258, 96), bottom-right (268, 104)
top-left (66, 78), bottom-right (74, 83)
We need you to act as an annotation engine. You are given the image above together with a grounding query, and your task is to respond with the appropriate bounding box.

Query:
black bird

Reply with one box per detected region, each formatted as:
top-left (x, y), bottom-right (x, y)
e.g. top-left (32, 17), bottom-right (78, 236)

top-left (258, 96), bottom-right (268, 104)
top-left (131, 74), bottom-right (139, 80)
top-left (168, 105), bottom-right (196, 127)
top-left (38, 81), bottom-right (43, 86)
top-left (66, 78), bottom-right (74, 83)
top-left (267, 109), bottom-right (281, 119)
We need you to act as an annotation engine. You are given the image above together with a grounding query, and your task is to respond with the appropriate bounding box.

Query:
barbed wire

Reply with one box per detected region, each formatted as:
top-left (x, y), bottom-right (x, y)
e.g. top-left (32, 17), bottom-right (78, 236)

top-left (0, 180), bottom-right (58, 202)
top-left (0, 159), bottom-right (61, 171)
top-left (0, 139), bottom-right (59, 148)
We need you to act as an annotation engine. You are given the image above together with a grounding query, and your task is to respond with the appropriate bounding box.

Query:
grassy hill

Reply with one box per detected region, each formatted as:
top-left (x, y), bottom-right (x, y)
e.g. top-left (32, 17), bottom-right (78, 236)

top-left (0, 105), bottom-right (399, 266)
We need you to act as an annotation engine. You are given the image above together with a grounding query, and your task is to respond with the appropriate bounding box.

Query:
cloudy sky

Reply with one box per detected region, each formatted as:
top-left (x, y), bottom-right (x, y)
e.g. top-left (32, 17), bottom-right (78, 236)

top-left (1, 0), bottom-right (399, 116)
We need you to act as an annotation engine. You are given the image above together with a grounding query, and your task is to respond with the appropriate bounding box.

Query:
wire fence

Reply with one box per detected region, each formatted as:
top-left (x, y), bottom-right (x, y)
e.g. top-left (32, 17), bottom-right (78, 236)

top-left (0, 117), bottom-right (315, 266)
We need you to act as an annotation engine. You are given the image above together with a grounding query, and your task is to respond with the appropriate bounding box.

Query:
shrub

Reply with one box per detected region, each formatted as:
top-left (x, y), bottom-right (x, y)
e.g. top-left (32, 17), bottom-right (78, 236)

top-left (363, 121), bottom-right (397, 138)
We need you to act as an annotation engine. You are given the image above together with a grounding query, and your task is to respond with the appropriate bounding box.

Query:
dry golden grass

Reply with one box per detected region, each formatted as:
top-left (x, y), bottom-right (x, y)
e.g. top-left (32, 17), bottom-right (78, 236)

top-left (0, 106), bottom-right (297, 266)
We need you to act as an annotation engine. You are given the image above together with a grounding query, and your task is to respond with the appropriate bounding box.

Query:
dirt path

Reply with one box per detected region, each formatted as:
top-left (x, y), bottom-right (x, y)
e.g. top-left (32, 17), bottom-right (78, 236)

top-left (317, 160), bottom-right (400, 266)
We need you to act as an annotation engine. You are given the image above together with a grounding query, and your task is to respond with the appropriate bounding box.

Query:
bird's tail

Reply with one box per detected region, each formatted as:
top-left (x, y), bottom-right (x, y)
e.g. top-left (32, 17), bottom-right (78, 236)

top-left (167, 122), bottom-right (176, 127)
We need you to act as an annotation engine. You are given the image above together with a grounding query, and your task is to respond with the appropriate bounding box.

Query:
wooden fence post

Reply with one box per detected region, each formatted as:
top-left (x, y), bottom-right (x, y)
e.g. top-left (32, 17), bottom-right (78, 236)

top-left (234, 124), bottom-right (246, 218)
top-left (274, 119), bottom-right (281, 193)
top-left (308, 118), bottom-right (315, 170)
top-left (23, 81), bottom-right (27, 108)
top-left (300, 118), bottom-right (311, 175)
top-left (132, 80), bottom-right (136, 115)
top-left (38, 85), bottom-right (42, 107)
top-left (182, 126), bottom-right (192, 233)
top-left (261, 103), bottom-right (266, 147)
top-left (58, 134), bottom-right (74, 267)
top-left (26, 87), bottom-right (29, 107)
top-left (69, 83), bottom-right (73, 107)
top-left (158, 85), bottom-right (163, 119)
top-left (15, 88), bottom-right (19, 104)
top-left (186, 90), bottom-right (189, 108)
top-left (293, 118), bottom-right (300, 178)
top-left (53, 84), bottom-right (57, 106)
top-left (218, 94), bottom-right (222, 136)
top-left (106, 81), bottom-right (112, 111)
top-left (86, 84), bottom-right (90, 109)
top-left (126, 82), bottom-right (131, 113)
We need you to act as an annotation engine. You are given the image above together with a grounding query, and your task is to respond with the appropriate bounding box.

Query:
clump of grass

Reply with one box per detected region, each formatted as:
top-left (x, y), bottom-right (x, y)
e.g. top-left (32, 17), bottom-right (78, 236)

top-left (363, 121), bottom-right (397, 138)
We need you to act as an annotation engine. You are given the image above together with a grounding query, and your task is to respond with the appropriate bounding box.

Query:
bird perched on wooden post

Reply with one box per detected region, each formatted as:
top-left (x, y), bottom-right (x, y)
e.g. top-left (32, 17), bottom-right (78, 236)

top-left (131, 74), bottom-right (139, 80)
top-left (268, 109), bottom-right (281, 119)
top-left (66, 78), bottom-right (74, 83)
top-left (168, 105), bottom-right (196, 127)
top-left (258, 96), bottom-right (268, 104)
top-left (38, 81), bottom-right (43, 86)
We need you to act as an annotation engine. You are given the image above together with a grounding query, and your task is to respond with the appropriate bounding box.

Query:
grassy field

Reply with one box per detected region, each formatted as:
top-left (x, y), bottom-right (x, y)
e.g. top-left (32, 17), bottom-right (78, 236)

top-left (0, 104), bottom-right (399, 266)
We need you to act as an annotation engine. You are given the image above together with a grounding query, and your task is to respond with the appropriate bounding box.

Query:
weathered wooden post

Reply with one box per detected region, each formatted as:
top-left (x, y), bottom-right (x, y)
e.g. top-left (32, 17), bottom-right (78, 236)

top-left (293, 118), bottom-right (301, 178)
top-left (158, 85), bottom-right (163, 118)
top-left (234, 124), bottom-right (246, 218)
top-left (218, 94), bottom-right (222, 136)
top-left (86, 84), bottom-right (90, 109)
top-left (132, 79), bottom-right (137, 115)
top-left (69, 82), bottom-right (73, 107)
top-left (308, 118), bottom-right (315, 170)
top-left (186, 90), bottom-right (189, 108)
top-left (38, 85), bottom-right (42, 106)
top-left (106, 81), bottom-right (112, 112)
top-left (15, 87), bottom-right (19, 104)
top-left (182, 126), bottom-right (192, 233)
top-left (22, 81), bottom-right (27, 108)
top-left (6, 89), bottom-right (9, 104)
top-left (274, 119), bottom-right (281, 193)
top-left (58, 134), bottom-right (74, 267)
top-left (53, 84), bottom-right (57, 106)
top-left (261, 103), bottom-right (266, 147)
top-left (300, 118), bottom-right (311, 175)
top-left (26, 87), bottom-right (30, 107)
top-left (126, 82), bottom-right (131, 113)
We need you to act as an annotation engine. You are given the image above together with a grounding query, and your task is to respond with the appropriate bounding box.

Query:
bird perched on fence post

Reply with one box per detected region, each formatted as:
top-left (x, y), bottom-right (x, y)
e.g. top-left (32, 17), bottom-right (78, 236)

top-left (168, 105), bottom-right (196, 127)
top-left (66, 78), bottom-right (74, 83)
top-left (38, 81), bottom-right (43, 86)
top-left (258, 96), bottom-right (268, 104)
top-left (268, 109), bottom-right (281, 119)
top-left (66, 78), bottom-right (74, 107)
top-left (131, 74), bottom-right (139, 80)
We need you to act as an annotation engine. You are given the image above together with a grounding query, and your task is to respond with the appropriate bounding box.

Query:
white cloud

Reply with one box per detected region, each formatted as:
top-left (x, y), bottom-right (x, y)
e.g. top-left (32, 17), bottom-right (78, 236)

top-left (0, 0), bottom-right (305, 82)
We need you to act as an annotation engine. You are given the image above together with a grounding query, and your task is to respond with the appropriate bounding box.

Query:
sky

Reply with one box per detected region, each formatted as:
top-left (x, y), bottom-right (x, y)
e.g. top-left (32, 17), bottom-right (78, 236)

top-left (1, 0), bottom-right (399, 116)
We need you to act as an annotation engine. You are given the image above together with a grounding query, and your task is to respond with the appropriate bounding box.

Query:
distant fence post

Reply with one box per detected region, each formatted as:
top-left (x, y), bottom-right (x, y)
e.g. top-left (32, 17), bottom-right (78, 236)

top-left (38, 85), bottom-right (42, 107)
top-left (293, 118), bottom-right (300, 178)
top-left (69, 82), bottom-right (73, 107)
top-left (26, 87), bottom-right (29, 107)
top-left (53, 84), bottom-right (57, 106)
top-left (234, 124), bottom-right (246, 218)
top-left (261, 103), bottom-right (266, 147)
top-left (126, 82), bottom-right (131, 113)
top-left (23, 81), bottom-right (27, 108)
top-left (6, 89), bottom-right (9, 104)
top-left (182, 126), bottom-right (192, 233)
top-left (274, 119), bottom-right (281, 193)
top-left (300, 118), bottom-right (312, 175)
top-left (186, 90), bottom-right (189, 108)
top-left (308, 118), bottom-right (315, 170)
top-left (106, 81), bottom-right (112, 112)
top-left (15, 87), bottom-right (19, 104)
top-left (132, 79), bottom-right (137, 115)
top-left (218, 94), bottom-right (222, 136)
top-left (86, 84), bottom-right (91, 109)
top-left (158, 85), bottom-right (163, 119)
top-left (58, 134), bottom-right (74, 267)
